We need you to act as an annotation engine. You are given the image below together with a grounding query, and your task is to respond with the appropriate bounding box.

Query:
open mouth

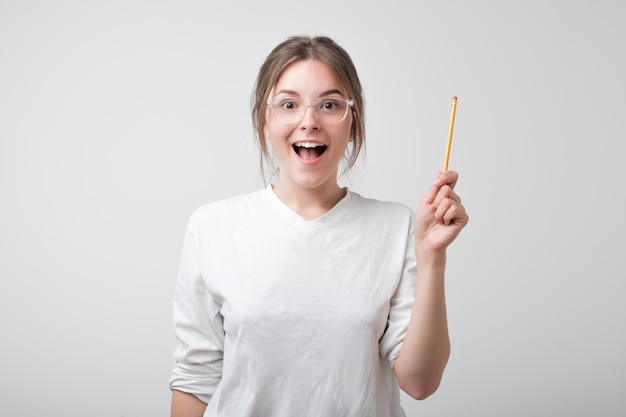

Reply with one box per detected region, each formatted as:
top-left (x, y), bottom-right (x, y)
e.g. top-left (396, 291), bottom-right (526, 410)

top-left (292, 142), bottom-right (328, 161)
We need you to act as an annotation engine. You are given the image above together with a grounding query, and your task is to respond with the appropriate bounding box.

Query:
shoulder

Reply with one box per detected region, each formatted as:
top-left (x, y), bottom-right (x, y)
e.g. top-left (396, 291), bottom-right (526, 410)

top-left (342, 191), bottom-right (415, 250)
top-left (349, 191), bottom-right (414, 221)
top-left (187, 188), bottom-right (269, 231)
top-left (342, 191), bottom-right (415, 239)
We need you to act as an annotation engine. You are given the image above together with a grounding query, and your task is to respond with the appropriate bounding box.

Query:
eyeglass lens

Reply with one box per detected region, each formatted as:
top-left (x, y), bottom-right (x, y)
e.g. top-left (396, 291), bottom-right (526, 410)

top-left (269, 97), bottom-right (351, 123)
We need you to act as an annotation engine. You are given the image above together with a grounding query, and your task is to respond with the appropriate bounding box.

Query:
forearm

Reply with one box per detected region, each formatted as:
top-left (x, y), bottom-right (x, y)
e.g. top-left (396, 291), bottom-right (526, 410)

top-left (394, 251), bottom-right (450, 400)
top-left (171, 389), bottom-right (207, 417)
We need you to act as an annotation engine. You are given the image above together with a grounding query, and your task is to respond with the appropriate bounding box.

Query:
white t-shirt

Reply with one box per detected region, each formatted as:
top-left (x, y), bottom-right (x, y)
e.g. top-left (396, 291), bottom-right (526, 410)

top-left (170, 186), bottom-right (417, 417)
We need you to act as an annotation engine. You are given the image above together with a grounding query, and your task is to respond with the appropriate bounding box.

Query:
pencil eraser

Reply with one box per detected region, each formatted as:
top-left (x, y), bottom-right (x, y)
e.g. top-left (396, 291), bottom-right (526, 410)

top-left (453, 96), bottom-right (458, 100)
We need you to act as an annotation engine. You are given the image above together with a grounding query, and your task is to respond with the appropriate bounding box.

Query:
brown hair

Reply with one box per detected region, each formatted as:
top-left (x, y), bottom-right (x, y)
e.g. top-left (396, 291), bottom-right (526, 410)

top-left (251, 35), bottom-right (365, 175)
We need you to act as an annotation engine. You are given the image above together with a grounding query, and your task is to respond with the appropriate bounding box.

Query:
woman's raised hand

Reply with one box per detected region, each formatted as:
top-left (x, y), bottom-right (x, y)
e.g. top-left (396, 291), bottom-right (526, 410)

top-left (414, 171), bottom-right (469, 258)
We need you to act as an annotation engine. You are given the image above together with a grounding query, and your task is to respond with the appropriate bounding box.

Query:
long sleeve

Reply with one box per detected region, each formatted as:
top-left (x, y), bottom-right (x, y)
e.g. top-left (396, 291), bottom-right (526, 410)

top-left (378, 212), bottom-right (417, 367)
top-left (169, 212), bottom-right (224, 405)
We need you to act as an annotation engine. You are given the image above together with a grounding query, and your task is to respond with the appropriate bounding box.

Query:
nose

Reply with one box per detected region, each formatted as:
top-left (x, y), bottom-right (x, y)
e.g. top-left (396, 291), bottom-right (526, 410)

top-left (299, 104), bottom-right (320, 130)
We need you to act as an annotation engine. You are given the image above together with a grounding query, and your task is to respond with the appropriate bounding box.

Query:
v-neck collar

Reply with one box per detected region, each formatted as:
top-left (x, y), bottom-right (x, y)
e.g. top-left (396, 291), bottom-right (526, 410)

top-left (263, 184), bottom-right (354, 231)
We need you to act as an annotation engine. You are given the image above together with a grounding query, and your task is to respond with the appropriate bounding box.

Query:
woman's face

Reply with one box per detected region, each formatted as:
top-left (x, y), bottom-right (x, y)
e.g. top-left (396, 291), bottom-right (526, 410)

top-left (264, 59), bottom-right (353, 194)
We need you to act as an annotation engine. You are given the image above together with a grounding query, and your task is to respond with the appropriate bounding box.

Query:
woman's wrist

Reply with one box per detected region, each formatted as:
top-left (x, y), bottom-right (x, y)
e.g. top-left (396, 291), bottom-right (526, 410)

top-left (415, 246), bottom-right (447, 270)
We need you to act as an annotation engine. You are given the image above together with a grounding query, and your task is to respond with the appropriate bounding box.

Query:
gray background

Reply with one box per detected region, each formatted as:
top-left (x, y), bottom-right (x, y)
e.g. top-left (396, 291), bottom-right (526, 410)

top-left (1, 1), bottom-right (625, 416)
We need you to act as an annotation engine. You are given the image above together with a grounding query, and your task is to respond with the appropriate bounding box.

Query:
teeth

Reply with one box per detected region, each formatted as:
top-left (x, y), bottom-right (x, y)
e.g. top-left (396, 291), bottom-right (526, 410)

top-left (294, 142), bottom-right (324, 148)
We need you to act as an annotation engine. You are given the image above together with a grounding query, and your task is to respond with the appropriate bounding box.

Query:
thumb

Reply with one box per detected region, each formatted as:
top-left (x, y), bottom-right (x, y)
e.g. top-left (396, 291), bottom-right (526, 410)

top-left (420, 177), bottom-right (444, 206)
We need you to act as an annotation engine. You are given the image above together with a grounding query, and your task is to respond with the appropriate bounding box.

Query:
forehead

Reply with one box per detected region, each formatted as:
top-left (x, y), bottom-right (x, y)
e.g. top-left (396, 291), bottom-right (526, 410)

top-left (273, 59), bottom-right (347, 96)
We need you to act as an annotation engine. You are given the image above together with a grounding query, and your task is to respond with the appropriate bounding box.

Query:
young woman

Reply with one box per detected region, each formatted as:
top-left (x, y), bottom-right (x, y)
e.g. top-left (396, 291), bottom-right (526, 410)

top-left (170, 35), bottom-right (468, 417)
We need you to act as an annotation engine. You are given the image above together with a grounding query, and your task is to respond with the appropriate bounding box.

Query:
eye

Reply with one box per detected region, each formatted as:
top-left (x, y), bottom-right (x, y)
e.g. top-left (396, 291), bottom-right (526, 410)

top-left (318, 99), bottom-right (340, 111)
top-left (277, 98), bottom-right (300, 111)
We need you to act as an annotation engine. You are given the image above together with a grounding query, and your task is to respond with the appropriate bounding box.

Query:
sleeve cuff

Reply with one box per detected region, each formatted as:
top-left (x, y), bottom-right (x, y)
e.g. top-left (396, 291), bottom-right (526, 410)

top-left (169, 360), bottom-right (222, 405)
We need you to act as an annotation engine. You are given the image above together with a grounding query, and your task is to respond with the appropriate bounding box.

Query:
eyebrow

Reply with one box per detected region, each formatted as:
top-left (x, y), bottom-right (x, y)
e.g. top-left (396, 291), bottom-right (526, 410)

top-left (274, 88), bottom-right (346, 97)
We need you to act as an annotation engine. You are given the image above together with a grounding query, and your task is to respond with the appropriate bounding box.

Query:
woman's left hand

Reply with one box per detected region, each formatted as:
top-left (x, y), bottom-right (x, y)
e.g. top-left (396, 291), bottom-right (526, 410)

top-left (414, 171), bottom-right (469, 257)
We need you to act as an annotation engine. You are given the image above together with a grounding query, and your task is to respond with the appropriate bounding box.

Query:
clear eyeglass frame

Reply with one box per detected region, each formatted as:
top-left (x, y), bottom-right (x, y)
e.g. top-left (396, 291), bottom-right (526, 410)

top-left (266, 96), bottom-right (354, 124)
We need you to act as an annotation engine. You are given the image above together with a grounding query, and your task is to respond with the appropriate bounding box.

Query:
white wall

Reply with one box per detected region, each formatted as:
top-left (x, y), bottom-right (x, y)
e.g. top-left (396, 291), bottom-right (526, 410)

top-left (1, 1), bottom-right (624, 416)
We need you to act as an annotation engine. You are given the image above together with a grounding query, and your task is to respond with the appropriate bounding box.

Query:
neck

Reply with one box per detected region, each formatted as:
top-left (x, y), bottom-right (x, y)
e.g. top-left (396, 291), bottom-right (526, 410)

top-left (271, 178), bottom-right (346, 221)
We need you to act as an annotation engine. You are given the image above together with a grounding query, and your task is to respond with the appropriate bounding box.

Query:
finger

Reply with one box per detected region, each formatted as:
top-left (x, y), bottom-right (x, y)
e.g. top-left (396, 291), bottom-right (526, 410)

top-left (443, 203), bottom-right (467, 226)
top-left (422, 171), bottom-right (460, 206)
top-left (434, 197), bottom-right (453, 223)
top-left (433, 185), bottom-right (463, 208)
top-left (434, 198), bottom-right (466, 225)
top-left (433, 184), bottom-right (452, 208)
top-left (436, 170), bottom-right (458, 189)
top-left (447, 189), bottom-right (462, 204)
top-left (421, 178), bottom-right (444, 206)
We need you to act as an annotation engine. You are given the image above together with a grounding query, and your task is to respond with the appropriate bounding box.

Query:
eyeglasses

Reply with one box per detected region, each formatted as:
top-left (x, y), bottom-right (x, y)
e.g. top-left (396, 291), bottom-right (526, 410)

top-left (267, 96), bottom-right (354, 124)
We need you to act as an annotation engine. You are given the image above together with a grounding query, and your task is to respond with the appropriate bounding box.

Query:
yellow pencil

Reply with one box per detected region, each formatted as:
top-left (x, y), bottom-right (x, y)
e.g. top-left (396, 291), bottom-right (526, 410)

top-left (443, 96), bottom-right (458, 172)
